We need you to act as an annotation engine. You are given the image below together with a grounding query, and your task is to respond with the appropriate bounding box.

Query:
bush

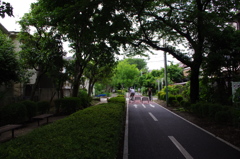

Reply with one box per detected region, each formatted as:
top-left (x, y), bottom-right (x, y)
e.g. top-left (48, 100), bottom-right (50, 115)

top-left (176, 95), bottom-right (184, 103)
top-left (231, 109), bottom-right (240, 127)
top-left (0, 103), bottom-right (27, 125)
top-left (168, 94), bottom-right (176, 106)
top-left (191, 102), bottom-right (209, 117)
top-left (37, 101), bottom-right (50, 114)
top-left (0, 102), bottom-right (126, 159)
top-left (208, 103), bottom-right (223, 119)
top-left (180, 100), bottom-right (191, 111)
top-left (116, 90), bottom-right (124, 95)
top-left (20, 100), bottom-right (37, 120)
top-left (78, 89), bottom-right (92, 108)
top-left (215, 111), bottom-right (231, 123)
top-left (54, 97), bottom-right (82, 115)
top-left (108, 97), bottom-right (125, 106)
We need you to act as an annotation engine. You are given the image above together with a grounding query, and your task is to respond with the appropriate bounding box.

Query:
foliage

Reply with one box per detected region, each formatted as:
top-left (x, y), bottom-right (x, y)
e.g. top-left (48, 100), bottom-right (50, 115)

top-left (78, 89), bottom-right (92, 108)
top-left (54, 97), bottom-right (82, 115)
top-left (29, 0), bottom-right (134, 97)
top-left (108, 96), bottom-right (125, 105)
top-left (20, 100), bottom-right (37, 120)
top-left (84, 55), bottom-right (117, 96)
top-left (125, 58), bottom-right (147, 70)
top-left (120, 0), bottom-right (239, 103)
top-left (0, 1), bottom-right (13, 18)
top-left (0, 102), bottom-right (125, 159)
top-left (215, 111), bottom-right (231, 123)
top-left (0, 103), bottom-right (27, 125)
top-left (37, 101), bottom-right (50, 114)
top-left (18, 12), bottom-right (66, 100)
top-left (112, 60), bottom-right (140, 89)
top-left (0, 31), bottom-right (22, 85)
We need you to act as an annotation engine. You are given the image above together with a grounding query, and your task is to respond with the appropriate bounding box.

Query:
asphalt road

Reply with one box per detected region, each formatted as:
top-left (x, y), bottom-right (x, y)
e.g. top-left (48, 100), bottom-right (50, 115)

top-left (124, 98), bottom-right (240, 159)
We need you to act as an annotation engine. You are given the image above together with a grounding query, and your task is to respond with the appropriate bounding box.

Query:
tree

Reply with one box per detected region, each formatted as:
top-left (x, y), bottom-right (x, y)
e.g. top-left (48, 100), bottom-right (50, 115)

top-left (30, 0), bottom-right (133, 97)
top-left (0, 1), bottom-right (13, 18)
top-left (120, 0), bottom-right (239, 103)
top-left (125, 58), bottom-right (147, 70)
top-left (167, 62), bottom-right (184, 83)
top-left (201, 27), bottom-right (240, 104)
top-left (83, 44), bottom-right (117, 96)
top-left (112, 60), bottom-right (140, 89)
top-left (0, 31), bottom-right (21, 85)
top-left (18, 12), bottom-right (66, 100)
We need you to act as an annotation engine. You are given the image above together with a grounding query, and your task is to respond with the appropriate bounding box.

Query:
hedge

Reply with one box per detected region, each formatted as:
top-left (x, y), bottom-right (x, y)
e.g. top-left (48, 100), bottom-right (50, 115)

top-left (20, 100), bottom-right (37, 120)
top-left (0, 103), bottom-right (27, 126)
top-left (37, 101), bottom-right (50, 114)
top-left (54, 97), bottom-right (83, 115)
top-left (0, 97), bottom-right (126, 159)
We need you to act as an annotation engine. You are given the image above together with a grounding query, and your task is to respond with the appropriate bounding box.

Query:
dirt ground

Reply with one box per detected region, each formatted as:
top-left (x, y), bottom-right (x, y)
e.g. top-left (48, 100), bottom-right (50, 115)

top-left (154, 99), bottom-right (240, 150)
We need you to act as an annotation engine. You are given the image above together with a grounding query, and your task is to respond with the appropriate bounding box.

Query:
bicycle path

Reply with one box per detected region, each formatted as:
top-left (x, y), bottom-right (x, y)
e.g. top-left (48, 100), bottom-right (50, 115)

top-left (123, 96), bottom-right (240, 159)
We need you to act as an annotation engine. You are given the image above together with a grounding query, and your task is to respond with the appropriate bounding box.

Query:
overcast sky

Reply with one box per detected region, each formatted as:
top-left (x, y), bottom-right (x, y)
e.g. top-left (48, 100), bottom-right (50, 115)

top-left (1, 0), bottom-right (37, 31)
top-left (0, 0), bottom-right (178, 70)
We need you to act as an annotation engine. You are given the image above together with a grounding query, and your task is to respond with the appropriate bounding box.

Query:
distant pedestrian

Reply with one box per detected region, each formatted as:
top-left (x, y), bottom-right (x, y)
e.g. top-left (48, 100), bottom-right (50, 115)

top-left (148, 88), bottom-right (152, 101)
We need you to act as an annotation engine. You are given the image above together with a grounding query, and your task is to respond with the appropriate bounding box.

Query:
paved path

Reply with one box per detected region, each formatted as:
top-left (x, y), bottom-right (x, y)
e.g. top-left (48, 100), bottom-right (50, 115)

top-left (124, 97), bottom-right (240, 159)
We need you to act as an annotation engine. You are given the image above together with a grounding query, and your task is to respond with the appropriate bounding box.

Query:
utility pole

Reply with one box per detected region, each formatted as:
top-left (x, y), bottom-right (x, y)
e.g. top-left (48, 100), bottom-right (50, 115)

top-left (164, 40), bottom-right (168, 106)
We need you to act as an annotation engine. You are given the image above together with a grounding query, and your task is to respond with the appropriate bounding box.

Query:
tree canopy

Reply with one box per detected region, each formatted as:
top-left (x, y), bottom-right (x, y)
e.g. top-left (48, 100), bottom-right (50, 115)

top-left (0, 1), bottom-right (13, 18)
top-left (112, 60), bottom-right (140, 89)
top-left (118, 0), bottom-right (239, 103)
top-left (0, 31), bottom-right (21, 85)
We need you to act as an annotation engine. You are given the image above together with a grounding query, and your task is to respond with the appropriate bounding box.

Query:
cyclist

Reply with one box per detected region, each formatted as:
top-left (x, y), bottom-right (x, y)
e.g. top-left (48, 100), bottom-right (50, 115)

top-left (129, 87), bottom-right (135, 101)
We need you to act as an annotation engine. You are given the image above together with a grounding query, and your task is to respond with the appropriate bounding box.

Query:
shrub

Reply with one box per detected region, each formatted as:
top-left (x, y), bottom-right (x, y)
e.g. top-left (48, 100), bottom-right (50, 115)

top-left (158, 91), bottom-right (166, 100)
top-left (0, 102), bottom-right (126, 159)
top-left (231, 109), bottom-right (240, 127)
top-left (20, 100), bottom-right (37, 120)
top-left (54, 97), bottom-right (82, 115)
top-left (0, 103), bottom-right (27, 125)
top-left (116, 90), bottom-right (124, 95)
top-left (191, 102), bottom-right (209, 117)
top-left (37, 101), bottom-right (50, 114)
top-left (208, 103), bottom-right (223, 119)
top-left (176, 95), bottom-right (184, 103)
top-left (108, 97), bottom-right (125, 105)
top-left (215, 111), bottom-right (231, 123)
top-left (168, 94), bottom-right (176, 106)
top-left (78, 89), bottom-right (92, 108)
top-left (180, 100), bottom-right (191, 111)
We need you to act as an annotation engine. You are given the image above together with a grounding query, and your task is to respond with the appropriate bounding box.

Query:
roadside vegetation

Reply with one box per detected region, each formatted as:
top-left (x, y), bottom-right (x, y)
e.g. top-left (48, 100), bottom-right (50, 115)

top-left (0, 96), bottom-right (126, 159)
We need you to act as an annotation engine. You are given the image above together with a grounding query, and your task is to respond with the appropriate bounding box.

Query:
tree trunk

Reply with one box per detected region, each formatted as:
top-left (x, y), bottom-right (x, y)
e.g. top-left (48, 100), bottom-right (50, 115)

top-left (189, 65), bottom-right (200, 104)
top-left (30, 72), bottom-right (44, 101)
top-left (72, 73), bottom-right (81, 97)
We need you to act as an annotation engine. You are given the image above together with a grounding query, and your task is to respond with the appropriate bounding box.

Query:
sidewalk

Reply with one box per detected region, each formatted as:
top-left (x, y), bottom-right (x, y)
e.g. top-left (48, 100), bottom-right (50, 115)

top-left (0, 115), bottom-right (67, 143)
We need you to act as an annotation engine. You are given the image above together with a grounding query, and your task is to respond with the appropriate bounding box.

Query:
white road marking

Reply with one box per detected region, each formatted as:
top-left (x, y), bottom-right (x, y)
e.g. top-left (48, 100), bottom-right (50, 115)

top-left (133, 104), bottom-right (138, 108)
top-left (142, 104), bottom-right (146, 108)
top-left (149, 112), bottom-right (158, 121)
top-left (149, 104), bottom-right (155, 108)
top-left (168, 136), bottom-right (194, 159)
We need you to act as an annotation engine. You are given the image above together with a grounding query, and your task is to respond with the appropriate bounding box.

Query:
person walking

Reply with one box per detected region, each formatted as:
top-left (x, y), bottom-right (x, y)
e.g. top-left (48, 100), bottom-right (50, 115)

top-left (148, 87), bottom-right (152, 101)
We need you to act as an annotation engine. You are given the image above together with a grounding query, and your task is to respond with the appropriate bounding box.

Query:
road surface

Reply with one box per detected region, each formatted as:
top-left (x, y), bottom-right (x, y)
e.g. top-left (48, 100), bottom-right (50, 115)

top-left (123, 96), bottom-right (240, 159)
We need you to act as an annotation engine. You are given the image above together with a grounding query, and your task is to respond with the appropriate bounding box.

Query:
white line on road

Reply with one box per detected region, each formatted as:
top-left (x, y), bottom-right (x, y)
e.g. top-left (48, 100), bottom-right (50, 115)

top-left (133, 104), bottom-right (138, 108)
top-left (148, 112), bottom-right (158, 121)
top-left (169, 136), bottom-right (194, 159)
top-left (142, 104), bottom-right (146, 108)
top-left (149, 104), bottom-right (155, 108)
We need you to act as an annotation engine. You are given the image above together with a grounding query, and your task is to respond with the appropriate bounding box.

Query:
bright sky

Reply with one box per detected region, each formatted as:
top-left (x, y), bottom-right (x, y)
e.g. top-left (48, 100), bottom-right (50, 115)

top-left (0, 0), bottom-right (37, 31)
top-left (0, 0), bottom-right (179, 70)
